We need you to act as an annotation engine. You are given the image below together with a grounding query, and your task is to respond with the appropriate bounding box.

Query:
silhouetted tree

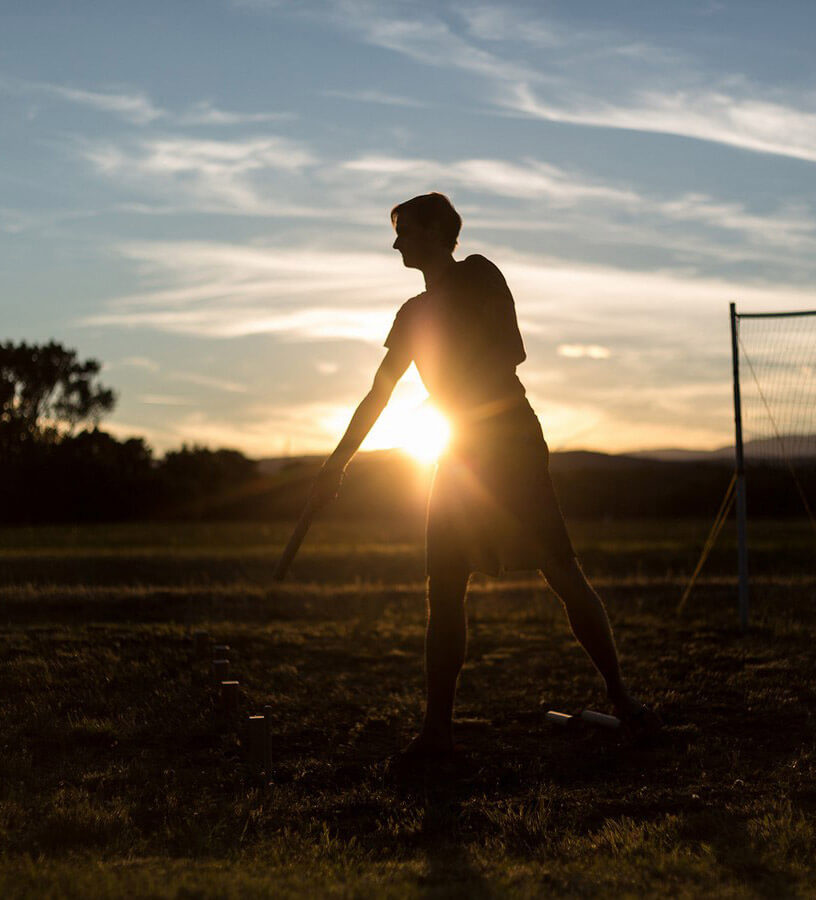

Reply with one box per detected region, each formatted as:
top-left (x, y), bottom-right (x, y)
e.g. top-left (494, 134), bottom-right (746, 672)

top-left (158, 445), bottom-right (258, 516)
top-left (0, 340), bottom-right (116, 455)
top-left (38, 429), bottom-right (156, 522)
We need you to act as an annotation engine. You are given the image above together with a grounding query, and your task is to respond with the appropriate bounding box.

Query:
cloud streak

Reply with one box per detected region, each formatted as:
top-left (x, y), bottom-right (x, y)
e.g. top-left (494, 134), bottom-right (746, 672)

top-left (82, 241), bottom-right (409, 340)
top-left (319, 3), bottom-right (816, 164)
top-left (80, 135), bottom-right (317, 214)
top-left (1, 75), bottom-right (289, 128)
top-left (41, 83), bottom-right (163, 124)
top-left (83, 236), bottom-right (816, 350)
top-left (343, 155), bottom-right (639, 207)
top-left (505, 83), bottom-right (816, 165)
top-left (321, 88), bottom-right (428, 108)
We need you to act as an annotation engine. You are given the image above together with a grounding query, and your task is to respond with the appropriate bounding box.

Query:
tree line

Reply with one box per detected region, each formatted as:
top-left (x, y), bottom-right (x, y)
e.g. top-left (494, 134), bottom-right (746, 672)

top-left (0, 341), bottom-right (257, 523)
top-left (3, 340), bottom-right (813, 525)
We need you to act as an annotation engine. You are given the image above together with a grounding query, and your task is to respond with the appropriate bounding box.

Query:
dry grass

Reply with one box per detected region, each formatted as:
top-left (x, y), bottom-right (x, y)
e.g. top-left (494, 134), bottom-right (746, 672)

top-left (1, 519), bottom-right (815, 897)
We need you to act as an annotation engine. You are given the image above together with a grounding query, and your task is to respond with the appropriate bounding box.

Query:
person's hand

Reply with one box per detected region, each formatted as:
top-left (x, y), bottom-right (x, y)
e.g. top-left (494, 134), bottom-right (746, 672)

top-left (309, 462), bottom-right (344, 510)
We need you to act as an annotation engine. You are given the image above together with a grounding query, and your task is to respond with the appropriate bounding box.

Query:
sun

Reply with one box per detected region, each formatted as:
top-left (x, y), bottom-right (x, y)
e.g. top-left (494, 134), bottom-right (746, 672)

top-left (326, 367), bottom-right (451, 463)
top-left (354, 398), bottom-right (450, 463)
top-left (400, 404), bottom-right (451, 463)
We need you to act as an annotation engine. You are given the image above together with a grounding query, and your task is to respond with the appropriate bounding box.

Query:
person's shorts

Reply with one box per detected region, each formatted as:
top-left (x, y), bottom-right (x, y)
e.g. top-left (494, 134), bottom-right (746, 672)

top-left (425, 413), bottom-right (575, 578)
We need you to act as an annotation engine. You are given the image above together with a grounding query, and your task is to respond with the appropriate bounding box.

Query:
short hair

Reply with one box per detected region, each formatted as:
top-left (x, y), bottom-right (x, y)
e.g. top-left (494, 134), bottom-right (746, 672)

top-left (390, 192), bottom-right (462, 252)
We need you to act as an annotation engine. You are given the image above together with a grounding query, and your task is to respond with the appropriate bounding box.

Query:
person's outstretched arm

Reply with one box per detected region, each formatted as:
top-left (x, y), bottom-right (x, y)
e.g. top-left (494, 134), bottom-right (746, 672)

top-left (310, 347), bottom-right (411, 508)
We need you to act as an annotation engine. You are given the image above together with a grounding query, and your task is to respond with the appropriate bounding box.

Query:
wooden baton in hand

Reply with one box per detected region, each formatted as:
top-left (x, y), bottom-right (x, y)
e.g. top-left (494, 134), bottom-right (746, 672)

top-left (272, 498), bottom-right (316, 581)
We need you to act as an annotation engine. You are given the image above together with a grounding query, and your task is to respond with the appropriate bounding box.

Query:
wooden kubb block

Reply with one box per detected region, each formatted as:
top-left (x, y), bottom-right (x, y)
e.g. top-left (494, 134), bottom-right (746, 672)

top-left (247, 715), bottom-right (270, 770)
top-left (212, 659), bottom-right (230, 682)
top-left (220, 680), bottom-right (239, 718)
top-left (193, 631), bottom-right (210, 659)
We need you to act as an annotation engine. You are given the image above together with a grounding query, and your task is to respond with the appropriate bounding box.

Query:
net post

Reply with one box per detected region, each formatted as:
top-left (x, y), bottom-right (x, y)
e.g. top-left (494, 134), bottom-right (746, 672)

top-left (730, 302), bottom-right (750, 631)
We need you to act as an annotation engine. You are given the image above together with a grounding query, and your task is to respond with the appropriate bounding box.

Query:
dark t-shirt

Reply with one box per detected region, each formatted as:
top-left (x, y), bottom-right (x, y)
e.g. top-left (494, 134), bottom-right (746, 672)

top-left (386, 256), bottom-right (574, 574)
top-left (384, 254), bottom-right (529, 433)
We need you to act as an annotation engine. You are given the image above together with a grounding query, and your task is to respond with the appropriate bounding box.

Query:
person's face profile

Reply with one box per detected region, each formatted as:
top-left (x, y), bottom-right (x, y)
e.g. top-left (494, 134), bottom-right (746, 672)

top-left (392, 215), bottom-right (442, 269)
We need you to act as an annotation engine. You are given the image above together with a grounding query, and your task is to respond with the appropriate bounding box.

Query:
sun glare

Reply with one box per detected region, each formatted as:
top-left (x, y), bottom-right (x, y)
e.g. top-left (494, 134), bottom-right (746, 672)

top-left (324, 366), bottom-right (451, 463)
top-left (400, 404), bottom-right (450, 463)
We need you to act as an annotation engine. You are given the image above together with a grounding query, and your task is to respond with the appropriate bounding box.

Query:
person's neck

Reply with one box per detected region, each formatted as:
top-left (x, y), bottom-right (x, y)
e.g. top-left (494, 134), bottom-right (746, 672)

top-left (422, 254), bottom-right (456, 290)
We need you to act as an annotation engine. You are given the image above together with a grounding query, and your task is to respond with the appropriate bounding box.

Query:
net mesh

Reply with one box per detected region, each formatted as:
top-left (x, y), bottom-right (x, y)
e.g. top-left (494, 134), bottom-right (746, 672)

top-left (736, 311), bottom-right (816, 526)
top-left (737, 313), bottom-right (816, 464)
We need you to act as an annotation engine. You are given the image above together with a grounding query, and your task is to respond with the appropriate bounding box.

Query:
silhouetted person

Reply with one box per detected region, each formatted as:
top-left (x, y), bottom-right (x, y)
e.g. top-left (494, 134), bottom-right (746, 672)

top-left (311, 192), bottom-right (657, 756)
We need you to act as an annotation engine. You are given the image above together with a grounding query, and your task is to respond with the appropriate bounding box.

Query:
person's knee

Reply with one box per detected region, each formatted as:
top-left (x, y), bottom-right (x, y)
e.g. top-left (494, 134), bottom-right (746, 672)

top-left (540, 552), bottom-right (580, 588)
top-left (427, 567), bottom-right (469, 616)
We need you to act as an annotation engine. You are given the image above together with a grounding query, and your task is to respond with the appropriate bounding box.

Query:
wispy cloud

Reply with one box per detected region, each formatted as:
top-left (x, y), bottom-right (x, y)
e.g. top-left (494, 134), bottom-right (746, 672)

top-left (170, 371), bottom-right (248, 393)
top-left (0, 206), bottom-right (105, 234)
top-left (505, 83), bottom-right (816, 165)
top-left (343, 155), bottom-right (639, 207)
top-left (89, 224), bottom-right (816, 455)
top-left (138, 393), bottom-right (191, 405)
top-left (557, 344), bottom-right (611, 359)
top-left (121, 355), bottom-right (160, 372)
top-left (1, 75), bottom-right (288, 128)
top-left (81, 240), bottom-right (408, 340)
top-left (321, 88), bottom-right (428, 108)
top-left (340, 152), bottom-right (816, 268)
top-left (313, 3), bottom-right (816, 164)
top-left (656, 194), bottom-right (816, 249)
top-left (335, 2), bottom-right (534, 84)
top-left (457, 4), bottom-right (690, 67)
top-left (459, 5), bottom-right (563, 48)
top-left (43, 83), bottom-right (163, 124)
top-left (80, 135), bottom-right (317, 214)
top-left (178, 100), bottom-right (293, 126)
top-left (0, 76), bottom-right (163, 124)
top-left (82, 236), bottom-right (816, 346)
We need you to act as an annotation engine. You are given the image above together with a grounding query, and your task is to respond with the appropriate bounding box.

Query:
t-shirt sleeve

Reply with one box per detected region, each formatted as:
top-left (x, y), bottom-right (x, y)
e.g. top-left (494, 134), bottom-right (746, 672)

top-left (464, 255), bottom-right (526, 366)
top-left (383, 297), bottom-right (418, 358)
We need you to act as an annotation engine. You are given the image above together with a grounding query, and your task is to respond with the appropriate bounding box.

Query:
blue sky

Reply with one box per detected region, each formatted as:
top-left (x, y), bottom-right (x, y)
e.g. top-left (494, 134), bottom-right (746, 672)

top-left (3, 0), bottom-right (816, 456)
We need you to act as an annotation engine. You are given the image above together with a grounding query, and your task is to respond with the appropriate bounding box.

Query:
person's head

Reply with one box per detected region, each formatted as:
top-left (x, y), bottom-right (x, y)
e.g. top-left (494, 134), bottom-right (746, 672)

top-left (391, 192), bottom-right (461, 269)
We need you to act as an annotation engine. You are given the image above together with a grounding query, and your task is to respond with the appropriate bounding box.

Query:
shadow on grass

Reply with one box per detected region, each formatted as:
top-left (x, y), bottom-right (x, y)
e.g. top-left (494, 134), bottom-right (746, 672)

top-left (418, 789), bottom-right (497, 899)
top-left (680, 810), bottom-right (802, 899)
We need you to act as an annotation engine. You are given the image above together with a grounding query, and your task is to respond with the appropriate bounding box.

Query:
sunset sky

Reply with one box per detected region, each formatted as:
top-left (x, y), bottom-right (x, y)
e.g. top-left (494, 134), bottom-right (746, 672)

top-left (3, 1), bottom-right (816, 458)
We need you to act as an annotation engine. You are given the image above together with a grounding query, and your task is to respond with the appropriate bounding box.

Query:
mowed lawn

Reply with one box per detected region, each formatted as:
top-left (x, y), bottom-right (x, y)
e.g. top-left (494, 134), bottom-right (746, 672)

top-left (1, 519), bottom-right (815, 898)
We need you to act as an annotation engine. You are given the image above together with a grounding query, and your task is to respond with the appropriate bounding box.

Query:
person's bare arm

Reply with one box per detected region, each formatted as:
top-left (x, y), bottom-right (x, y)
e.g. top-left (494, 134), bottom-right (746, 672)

top-left (310, 348), bottom-right (411, 508)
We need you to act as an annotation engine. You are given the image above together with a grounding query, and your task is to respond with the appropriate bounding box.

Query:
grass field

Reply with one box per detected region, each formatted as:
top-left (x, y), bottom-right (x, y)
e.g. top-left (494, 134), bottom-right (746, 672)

top-left (1, 518), bottom-right (815, 897)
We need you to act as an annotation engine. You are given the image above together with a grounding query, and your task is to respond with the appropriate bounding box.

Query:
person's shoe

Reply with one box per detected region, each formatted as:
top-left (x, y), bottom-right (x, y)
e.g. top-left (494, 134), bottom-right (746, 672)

top-left (620, 703), bottom-right (662, 738)
top-left (398, 732), bottom-right (458, 759)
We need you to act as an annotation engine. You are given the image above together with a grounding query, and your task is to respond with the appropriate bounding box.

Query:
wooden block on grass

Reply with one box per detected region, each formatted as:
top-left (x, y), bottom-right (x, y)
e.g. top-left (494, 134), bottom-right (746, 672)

top-left (212, 659), bottom-right (230, 682)
top-left (545, 710), bottom-right (576, 726)
top-left (193, 631), bottom-right (210, 658)
top-left (247, 715), bottom-right (270, 769)
top-left (220, 680), bottom-right (239, 717)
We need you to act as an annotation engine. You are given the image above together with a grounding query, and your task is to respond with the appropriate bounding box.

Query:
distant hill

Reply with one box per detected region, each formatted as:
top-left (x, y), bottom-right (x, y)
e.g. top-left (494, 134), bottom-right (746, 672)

top-left (257, 455), bottom-right (324, 475)
top-left (629, 434), bottom-right (816, 462)
top-left (241, 446), bottom-right (815, 522)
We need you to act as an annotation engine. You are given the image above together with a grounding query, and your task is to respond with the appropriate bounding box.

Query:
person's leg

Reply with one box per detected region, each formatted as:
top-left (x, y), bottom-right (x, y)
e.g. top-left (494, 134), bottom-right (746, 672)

top-left (405, 562), bottom-right (471, 753)
top-left (540, 554), bottom-right (640, 717)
